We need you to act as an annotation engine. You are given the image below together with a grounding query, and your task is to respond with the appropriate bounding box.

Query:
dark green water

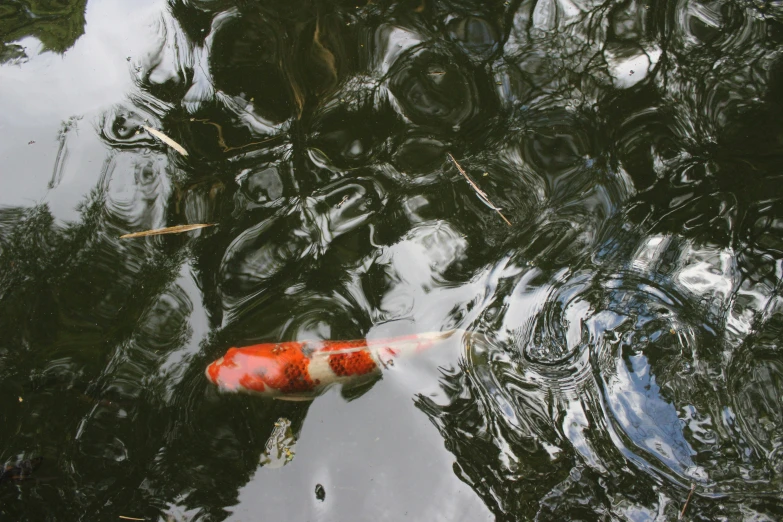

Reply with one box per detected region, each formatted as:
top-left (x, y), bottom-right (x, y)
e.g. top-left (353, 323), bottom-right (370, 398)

top-left (2, 0), bottom-right (783, 520)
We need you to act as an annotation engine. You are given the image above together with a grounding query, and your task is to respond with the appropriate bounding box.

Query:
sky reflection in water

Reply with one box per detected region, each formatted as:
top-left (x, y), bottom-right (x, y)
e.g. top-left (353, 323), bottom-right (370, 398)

top-left (1, 0), bottom-right (783, 520)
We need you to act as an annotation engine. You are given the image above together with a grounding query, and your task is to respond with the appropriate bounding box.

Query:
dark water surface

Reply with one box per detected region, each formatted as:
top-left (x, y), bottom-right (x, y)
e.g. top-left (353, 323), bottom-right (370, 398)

top-left (2, 0), bottom-right (783, 520)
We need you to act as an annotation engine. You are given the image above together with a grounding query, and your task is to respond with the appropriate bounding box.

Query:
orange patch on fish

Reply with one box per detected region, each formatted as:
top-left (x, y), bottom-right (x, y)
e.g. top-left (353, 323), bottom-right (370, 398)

top-left (263, 345), bottom-right (314, 393)
top-left (328, 350), bottom-right (378, 377)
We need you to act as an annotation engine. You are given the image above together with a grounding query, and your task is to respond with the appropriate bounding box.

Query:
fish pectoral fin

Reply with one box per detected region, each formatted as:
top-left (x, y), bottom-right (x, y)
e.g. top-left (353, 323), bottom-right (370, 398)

top-left (273, 395), bottom-right (315, 402)
top-left (340, 376), bottom-right (379, 402)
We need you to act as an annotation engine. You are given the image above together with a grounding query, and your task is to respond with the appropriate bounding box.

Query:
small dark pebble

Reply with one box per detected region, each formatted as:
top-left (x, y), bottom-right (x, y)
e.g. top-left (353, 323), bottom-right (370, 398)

top-left (315, 483), bottom-right (326, 502)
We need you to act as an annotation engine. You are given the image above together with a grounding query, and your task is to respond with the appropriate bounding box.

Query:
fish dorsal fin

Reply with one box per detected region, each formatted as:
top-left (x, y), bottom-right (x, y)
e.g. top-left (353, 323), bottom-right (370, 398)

top-left (310, 330), bottom-right (462, 359)
top-left (312, 346), bottom-right (366, 357)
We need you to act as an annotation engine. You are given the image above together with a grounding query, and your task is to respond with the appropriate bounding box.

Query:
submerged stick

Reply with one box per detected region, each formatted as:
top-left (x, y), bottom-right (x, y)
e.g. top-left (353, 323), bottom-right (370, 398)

top-left (447, 153), bottom-right (511, 226)
top-left (141, 125), bottom-right (188, 156)
top-left (679, 483), bottom-right (696, 520)
top-left (190, 118), bottom-right (279, 152)
top-left (119, 224), bottom-right (214, 239)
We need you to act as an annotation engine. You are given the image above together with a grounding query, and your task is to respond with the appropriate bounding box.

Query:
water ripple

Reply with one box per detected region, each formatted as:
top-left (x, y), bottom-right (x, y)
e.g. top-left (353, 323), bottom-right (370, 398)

top-left (3, 0), bottom-right (783, 518)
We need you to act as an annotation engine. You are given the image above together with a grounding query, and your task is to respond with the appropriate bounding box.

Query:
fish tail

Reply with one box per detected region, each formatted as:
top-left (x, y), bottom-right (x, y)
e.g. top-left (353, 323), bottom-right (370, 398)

top-left (411, 328), bottom-right (466, 352)
top-left (373, 328), bottom-right (467, 360)
top-left (419, 328), bottom-right (467, 342)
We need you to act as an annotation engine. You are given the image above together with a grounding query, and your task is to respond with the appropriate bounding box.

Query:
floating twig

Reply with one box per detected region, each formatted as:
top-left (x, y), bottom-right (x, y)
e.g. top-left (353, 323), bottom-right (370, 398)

top-left (141, 125), bottom-right (188, 156)
top-left (447, 153), bottom-right (511, 226)
top-left (190, 118), bottom-right (279, 152)
top-left (679, 483), bottom-right (696, 520)
top-left (119, 224), bottom-right (214, 239)
top-left (119, 517), bottom-right (145, 521)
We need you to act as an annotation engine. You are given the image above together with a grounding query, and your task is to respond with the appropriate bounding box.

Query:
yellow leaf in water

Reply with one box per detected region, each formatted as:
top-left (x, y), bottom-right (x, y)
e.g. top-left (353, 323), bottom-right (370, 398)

top-left (141, 125), bottom-right (188, 156)
top-left (119, 224), bottom-right (214, 239)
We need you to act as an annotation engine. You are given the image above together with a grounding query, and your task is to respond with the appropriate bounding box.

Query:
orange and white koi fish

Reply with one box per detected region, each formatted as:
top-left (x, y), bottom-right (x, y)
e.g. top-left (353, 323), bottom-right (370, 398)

top-left (205, 330), bottom-right (458, 399)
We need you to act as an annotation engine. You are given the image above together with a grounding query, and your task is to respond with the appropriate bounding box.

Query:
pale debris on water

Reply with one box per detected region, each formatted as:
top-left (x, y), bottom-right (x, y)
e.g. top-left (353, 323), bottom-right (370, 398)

top-left (141, 125), bottom-right (188, 156)
top-left (119, 224), bottom-right (214, 239)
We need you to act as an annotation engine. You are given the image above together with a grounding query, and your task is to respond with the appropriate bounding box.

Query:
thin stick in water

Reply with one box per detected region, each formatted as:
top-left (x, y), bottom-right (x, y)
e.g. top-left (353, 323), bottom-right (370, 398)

top-left (119, 224), bottom-right (214, 239)
top-left (447, 153), bottom-right (511, 226)
top-left (679, 483), bottom-right (696, 520)
top-left (141, 125), bottom-right (188, 156)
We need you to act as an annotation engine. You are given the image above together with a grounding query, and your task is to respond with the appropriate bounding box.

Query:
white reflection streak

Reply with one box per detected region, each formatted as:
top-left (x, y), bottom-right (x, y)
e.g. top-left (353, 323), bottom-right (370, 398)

top-left (158, 261), bottom-right (210, 403)
top-left (563, 398), bottom-right (608, 473)
top-left (501, 267), bottom-right (564, 335)
top-left (183, 9), bottom-right (240, 112)
top-left (677, 247), bottom-right (737, 302)
top-left (374, 25), bottom-right (423, 75)
top-left (631, 235), bottom-right (670, 273)
top-left (605, 351), bottom-right (707, 482)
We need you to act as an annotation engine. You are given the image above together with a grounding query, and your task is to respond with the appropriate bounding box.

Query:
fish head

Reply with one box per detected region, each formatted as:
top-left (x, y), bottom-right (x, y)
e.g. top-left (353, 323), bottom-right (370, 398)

top-left (206, 342), bottom-right (316, 395)
top-left (206, 346), bottom-right (275, 394)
